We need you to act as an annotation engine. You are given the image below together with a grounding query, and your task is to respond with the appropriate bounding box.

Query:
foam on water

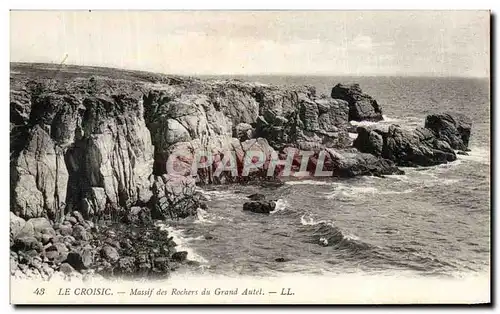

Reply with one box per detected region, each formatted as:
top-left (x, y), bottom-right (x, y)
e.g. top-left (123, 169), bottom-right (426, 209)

top-left (157, 223), bottom-right (208, 263)
top-left (458, 147), bottom-right (490, 164)
top-left (199, 189), bottom-right (243, 200)
top-left (270, 199), bottom-right (288, 214)
top-left (323, 184), bottom-right (412, 199)
top-left (194, 207), bottom-right (214, 224)
top-left (300, 213), bottom-right (330, 226)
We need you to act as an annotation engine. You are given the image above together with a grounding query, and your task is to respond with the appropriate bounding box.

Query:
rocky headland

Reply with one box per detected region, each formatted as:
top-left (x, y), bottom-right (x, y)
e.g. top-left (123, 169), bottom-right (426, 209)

top-left (9, 63), bottom-right (472, 280)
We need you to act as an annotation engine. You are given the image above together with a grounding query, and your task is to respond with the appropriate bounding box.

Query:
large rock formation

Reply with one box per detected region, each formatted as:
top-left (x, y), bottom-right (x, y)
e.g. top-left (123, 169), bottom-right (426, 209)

top-left (9, 76), bottom-right (199, 221)
top-left (11, 63), bottom-right (471, 221)
top-left (353, 112), bottom-right (471, 167)
top-left (424, 113), bottom-right (472, 151)
top-left (143, 81), bottom-right (352, 175)
top-left (331, 83), bottom-right (383, 122)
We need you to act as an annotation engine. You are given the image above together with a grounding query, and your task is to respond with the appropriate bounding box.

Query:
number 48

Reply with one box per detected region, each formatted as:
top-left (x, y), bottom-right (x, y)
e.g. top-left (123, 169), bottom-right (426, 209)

top-left (33, 288), bottom-right (45, 295)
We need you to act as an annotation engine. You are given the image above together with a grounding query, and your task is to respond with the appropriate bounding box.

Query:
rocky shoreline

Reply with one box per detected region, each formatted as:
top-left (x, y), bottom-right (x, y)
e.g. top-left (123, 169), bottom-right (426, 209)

top-left (10, 63), bottom-right (472, 280)
top-left (11, 209), bottom-right (198, 282)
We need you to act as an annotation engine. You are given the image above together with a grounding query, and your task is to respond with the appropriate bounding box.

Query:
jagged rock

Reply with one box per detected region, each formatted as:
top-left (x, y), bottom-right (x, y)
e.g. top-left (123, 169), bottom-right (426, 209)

top-left (72, 211), bottom-right (85, 224)
top-left (125, 207), bottom-right (152, 225)
top-left (10, 212), bottom-right (26, 239)
top-left (66, 252), bottom-right (87, 271)
top-left (255, 97), bottom-right (350, 150)
top-left (72, 224), bottom-right (90, 241)
top-left (81, 247), bottom-right (94, 268)
top-left (10, 257), bottom-right (18, 275)
top-left (27, 217), bottom-right (53, 239)
top-left (58, 225), bottom-right (73, 236)
top-left (234, 123), bottom-right (254, 141)
top-left (353, 124), bottom-right (457, 167)
top-left (153, 257), bottom-right (170, 272)
top-left (41, 234), bottom-right (53, 245)
top-left (116, 256), bottom-right (136, 274)
top-left (11, 126), bottom-right (68, 219)
top-left (12, 236), bottom-right (42, 252)
top-left (81, 187), bottom-right (107, 217)
top-left (59, 263), bottom-right (75, 275)
top-left (243, 201), bottom-right (276, 214)
top-left (425, 113), bottom-right (472, 150)
top-left (101, 245), bottom-right (120, 263)
top-left (331, 83), bottom-right (383, 122)
top-left (45, 243), bottom-right (69, 262)
top-left (171, 251), bottom-right (188, 262)
top-left (326, 148), bottom-right (404, 177)
top-left (457, 150), bottom-right (469, 156)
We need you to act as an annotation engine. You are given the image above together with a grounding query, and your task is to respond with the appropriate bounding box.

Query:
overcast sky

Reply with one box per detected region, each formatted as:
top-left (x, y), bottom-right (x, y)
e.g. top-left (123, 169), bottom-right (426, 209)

top-left (10, 11), bottom-right (490, 77)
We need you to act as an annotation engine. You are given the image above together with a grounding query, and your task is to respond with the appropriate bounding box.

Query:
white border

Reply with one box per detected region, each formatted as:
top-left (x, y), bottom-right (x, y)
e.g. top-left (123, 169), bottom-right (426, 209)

top-left (2, 1), bottom-right (497, 313)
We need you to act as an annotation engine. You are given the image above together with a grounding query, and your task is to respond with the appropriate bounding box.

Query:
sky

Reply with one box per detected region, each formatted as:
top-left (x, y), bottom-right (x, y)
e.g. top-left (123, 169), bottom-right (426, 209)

top-left (10, 11), bottom-right (490, 77)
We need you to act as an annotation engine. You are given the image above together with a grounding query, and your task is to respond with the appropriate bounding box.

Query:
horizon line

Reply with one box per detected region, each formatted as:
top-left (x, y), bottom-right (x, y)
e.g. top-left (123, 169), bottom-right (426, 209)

top-left (10, 61), bottom-right (490, 80)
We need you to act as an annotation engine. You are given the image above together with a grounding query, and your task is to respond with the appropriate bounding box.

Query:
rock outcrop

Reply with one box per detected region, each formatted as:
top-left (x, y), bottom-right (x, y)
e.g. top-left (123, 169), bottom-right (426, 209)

top-left (243, 201), bottom-right (276, 214)
top-left (353, 112), bottom-right (471, 167)
top-left (331, 83), bottom-right (383, 122)
top-left (11, 64), bottom-right (470, 223)
top-left (424, 113), bottom-right (472, 151)
top-left (10, 75), bottom-right (201, 221)
top-left (9, 210), bottom-right (193, 281)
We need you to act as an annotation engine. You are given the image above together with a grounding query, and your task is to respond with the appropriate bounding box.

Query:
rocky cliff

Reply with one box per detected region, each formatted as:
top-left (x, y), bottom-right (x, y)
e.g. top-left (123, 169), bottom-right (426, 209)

top-left (10, 63), bottom-right (471, 222)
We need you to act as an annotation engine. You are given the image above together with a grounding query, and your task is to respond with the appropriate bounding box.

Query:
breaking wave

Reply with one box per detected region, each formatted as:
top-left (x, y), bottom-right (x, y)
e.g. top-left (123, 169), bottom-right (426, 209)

top-left (299, 214), bottom-right (371, 251)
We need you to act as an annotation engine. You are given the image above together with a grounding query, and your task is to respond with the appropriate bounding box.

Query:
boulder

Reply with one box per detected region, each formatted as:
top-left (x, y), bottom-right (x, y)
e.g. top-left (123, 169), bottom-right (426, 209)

top-left (116, 256), bottom-right (136, 274)
top-left (72, 211), bottom-right (85, 224)
top-left (326, 148), bottom-right (404, 177)
top-left (331, 83), bottom-right (383, 122)
top-left (27, 217), bottom-right (53, 238)
top-left (10, 212), bottom-right (26, 239)
top-left (234, 123), bottom-right (254, 141)
top-left (72, 225), bottom-right (90, 241)
top-left (66, 252), bottom-right (87, 271)
top-left (425, 113), bottom-right (472, 150)
top-left (45, 243), bottom-right (69, 263)
top-left (12, 236), bottom-right (42, 252)
top-left (171, 251), bottom-right (188, 262)
top-left (126, 207), bottom-right (152, 225)
top-left (58, 225), bottom-right (73, 236)
top-left (101, 245), bottom-right (120, 263)
top-left (243, 201), bottom-right (276, 214)
top-left (59, 263), bottom-right (75, 275)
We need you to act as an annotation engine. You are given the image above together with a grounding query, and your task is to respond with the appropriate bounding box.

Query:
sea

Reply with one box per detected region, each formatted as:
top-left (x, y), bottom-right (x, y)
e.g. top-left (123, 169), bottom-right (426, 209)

top-left (160, 76), bottom-right (490, 295)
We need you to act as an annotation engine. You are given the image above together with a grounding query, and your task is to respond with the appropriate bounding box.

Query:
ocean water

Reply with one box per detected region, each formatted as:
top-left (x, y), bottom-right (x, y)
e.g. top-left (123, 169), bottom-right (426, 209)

top-left (162, 76), bottom-right (490, 280)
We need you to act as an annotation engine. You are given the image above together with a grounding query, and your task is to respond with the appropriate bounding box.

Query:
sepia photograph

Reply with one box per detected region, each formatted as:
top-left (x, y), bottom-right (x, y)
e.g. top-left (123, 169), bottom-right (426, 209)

top-left (9, 10), bottom-right (491, 304)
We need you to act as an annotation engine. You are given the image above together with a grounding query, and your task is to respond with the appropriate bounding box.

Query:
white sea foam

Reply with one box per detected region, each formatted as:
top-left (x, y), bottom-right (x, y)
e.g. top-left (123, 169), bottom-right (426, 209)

top-left (381, 115), bottom-right (403, 123)
top-left (157, 223), bottom-right (208, 263)
top-left (323, 183), bottom-right (413, 199)
top-left (194, 207), bottom-right (214, 224)
top-left (458, 147), bottom-right (490, 164)
top-left (300, 214), bottom-right (332, 227)
top-left (199, 190), bottom-right (242, 200)
top-left (270, 199), bottom-right (288, 214)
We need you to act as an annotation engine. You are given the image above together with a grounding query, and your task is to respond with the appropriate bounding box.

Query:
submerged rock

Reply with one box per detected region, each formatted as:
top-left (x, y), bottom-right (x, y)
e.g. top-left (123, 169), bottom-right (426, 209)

top-left (243, 201), bottom-right (276, 214)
